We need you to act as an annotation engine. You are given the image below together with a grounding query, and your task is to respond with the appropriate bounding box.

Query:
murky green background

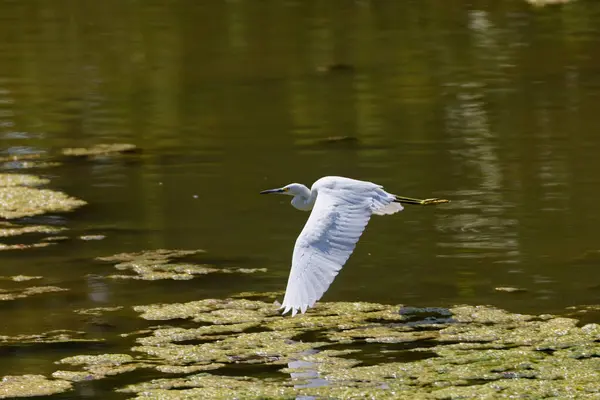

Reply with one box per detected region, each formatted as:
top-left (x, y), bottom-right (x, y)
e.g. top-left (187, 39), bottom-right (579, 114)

top-left (1, 0), bottom-right (600, 395)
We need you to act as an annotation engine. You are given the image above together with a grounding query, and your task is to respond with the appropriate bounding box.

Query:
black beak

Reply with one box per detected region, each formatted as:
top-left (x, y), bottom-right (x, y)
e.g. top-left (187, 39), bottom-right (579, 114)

top-left (260, 188), bottom-right (284, 194)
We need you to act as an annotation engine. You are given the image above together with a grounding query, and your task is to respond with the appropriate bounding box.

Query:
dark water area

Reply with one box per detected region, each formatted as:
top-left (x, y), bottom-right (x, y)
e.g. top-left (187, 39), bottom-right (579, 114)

top-left (1, 0), bottom-right (600, 395)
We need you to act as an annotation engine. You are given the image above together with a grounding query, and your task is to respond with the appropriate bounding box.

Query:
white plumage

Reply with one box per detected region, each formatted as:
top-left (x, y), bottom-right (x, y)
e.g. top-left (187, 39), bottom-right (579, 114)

top-left (260, 176), bottom-right (447, 316)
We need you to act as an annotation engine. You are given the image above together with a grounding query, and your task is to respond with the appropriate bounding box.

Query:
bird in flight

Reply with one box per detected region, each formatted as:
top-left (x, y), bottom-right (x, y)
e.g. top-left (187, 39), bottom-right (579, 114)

top-left (260, 176), bottom-right (449, 316)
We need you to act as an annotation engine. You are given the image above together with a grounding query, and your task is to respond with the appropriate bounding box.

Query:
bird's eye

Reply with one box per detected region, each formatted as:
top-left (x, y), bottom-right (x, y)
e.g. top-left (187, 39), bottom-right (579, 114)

top-left (283, 187), bottom-right (289, 192)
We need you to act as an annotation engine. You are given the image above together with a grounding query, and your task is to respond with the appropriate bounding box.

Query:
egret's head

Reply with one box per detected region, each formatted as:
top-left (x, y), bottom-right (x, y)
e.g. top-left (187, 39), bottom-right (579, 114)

top-left (260, 183), bottom-right (304, 196)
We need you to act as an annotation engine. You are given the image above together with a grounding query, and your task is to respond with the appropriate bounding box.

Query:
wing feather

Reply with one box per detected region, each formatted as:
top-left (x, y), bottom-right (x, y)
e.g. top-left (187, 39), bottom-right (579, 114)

top-left (280, 185), bottom-right (403, 316)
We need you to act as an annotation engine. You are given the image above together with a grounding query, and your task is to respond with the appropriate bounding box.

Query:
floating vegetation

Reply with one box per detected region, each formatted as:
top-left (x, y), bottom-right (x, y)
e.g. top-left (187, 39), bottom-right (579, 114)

top-left (0, 286), bottom-right (67, 301)
top-left (526, 0), bottom-right (574, 6)
top-left (1, 161), bottom-right (61, 170)
top-left (107, 266), bottom-right (266, 281)
top-left (56, 353), bottom-right (134, 366)
top-left (0, 222), bottom-right (66, 238)
top-left (0, 242), bottom-right (56, 251)
top-left (16, 296), bottom-right (600, 399)
top-left (0, 217), bottom-right (67, 250)
top-left (1, 144), bottom-right (139, 171)
top-left (0, 330), bottom-right (102, 346)
top-left (495, 286), bottom-right (527, 293)
top-left (135, 322), bottom-right (260, 346)
top-left (53, 354), bottom-right (150, 382)
top-left (327, 325), bottom-right (438, 344)
top-left (126, 300), bottom-right (600, 398)
top-left (231, 291), bottom-right (284, 300)
top-left (0, 275), bottom-right (42, 282)
top-left (0, 375), bottom-right (72, 398)
top-left (0, 154), bottom-right (61, 170)
top-left (132, 329), bottom-right (320, 366)
top-left (133, 298), bottom-right (280, 323)
top-left (61, 143), bottom-right (138, 158)
top-left (97, 249), bottom-right (267, 280)
top-left (566, 304), bottom-right (600, 314)
top-left (154, 363), bottom-right (225, 374)
top-left (0, 173), bottom-right (86, 219)
top-left (79, 234), bottom-right (106, 241)
top-left (108, 264), bottom-right (221, 281)
top-left (0, 153), bottom-right (46, 163)
top-left (97, 249), bottom-right (204, 263)
top-left (74, 306), bottom-right (123, 316)
top-left (41, 236), bottom-right (70, 242)
top-left (0, 174), bottom-right (49, 187)
top-left (53, 353), bottom-right (224, 383)
top-left (233, 268), bottom-right (268, 274)
top-left (0, 186), bottom-right (87, 219)
top-left (118, 374), bottom-right (296, 399)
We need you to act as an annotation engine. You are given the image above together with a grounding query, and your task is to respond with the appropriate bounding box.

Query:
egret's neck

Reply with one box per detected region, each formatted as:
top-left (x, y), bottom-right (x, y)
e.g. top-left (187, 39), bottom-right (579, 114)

top-left (291, 185), bottom-right (317, 211)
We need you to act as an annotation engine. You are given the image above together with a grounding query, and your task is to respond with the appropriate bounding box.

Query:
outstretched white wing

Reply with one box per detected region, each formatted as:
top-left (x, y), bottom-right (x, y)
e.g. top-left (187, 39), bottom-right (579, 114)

top-left (280, 186), bottom-right (403, 316)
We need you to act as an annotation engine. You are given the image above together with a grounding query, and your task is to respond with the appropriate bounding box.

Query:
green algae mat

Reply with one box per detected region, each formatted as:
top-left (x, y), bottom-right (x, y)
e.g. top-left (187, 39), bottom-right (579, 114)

top-left (0, 173), bottom-right (86, 220)
top-left (2, 296), bottom-right (598, 399)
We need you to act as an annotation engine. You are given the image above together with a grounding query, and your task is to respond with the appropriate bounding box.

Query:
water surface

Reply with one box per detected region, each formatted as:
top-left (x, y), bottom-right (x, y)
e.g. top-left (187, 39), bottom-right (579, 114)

top-left (1, 0), bottom-right (600, 395)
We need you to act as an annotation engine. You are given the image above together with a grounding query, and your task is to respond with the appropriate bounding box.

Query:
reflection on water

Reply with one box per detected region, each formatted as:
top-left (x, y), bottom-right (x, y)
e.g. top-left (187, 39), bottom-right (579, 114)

top-left (1, 0), bottom-right (600, 393)
top-left (438, 9), bottom-right (519, 265)
top-left (440, 80), bottom-right (520, 263)
top-left (86, 275), bottom-right (110, 304)
top-left (288, 350), bottom-right (328, 391)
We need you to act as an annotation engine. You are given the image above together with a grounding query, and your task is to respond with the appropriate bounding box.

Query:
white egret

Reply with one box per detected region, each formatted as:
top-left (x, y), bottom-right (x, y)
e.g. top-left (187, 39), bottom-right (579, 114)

top-left (260, 176), bottom-right (449, 317)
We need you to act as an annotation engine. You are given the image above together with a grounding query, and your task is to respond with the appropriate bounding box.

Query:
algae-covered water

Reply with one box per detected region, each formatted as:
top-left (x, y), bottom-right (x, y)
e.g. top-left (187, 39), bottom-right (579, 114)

top-left (1, 0), bottom-right (600, 398)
